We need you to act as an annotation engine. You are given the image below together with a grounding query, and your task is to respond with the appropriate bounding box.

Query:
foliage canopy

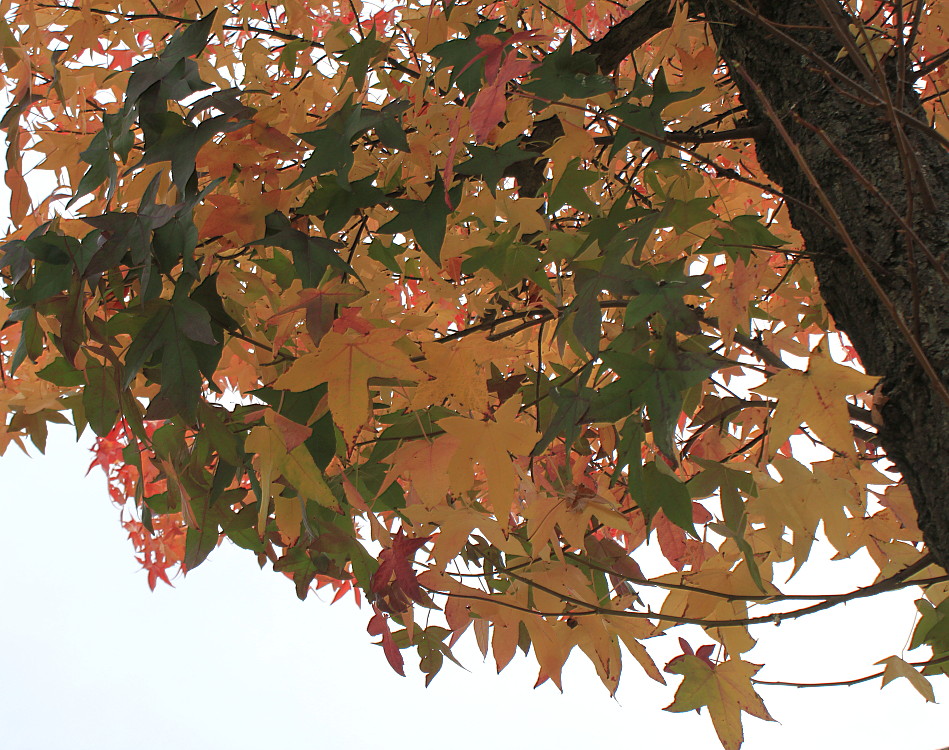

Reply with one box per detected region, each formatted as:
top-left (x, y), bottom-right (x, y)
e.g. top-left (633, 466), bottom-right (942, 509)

top-left (2, 1), bottom-right (949, 746)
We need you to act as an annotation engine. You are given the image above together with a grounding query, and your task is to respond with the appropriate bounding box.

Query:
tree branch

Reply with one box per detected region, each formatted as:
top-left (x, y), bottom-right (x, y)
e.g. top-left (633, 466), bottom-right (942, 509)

top-left (584, 0), bottom-right (676, 73)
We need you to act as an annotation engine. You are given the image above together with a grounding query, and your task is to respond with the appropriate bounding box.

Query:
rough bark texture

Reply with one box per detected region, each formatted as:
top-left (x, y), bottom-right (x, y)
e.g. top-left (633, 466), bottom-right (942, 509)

top-left (585, 1), bottom-right (949, 568)
top-left (699, 1), bottom-right (949, 569)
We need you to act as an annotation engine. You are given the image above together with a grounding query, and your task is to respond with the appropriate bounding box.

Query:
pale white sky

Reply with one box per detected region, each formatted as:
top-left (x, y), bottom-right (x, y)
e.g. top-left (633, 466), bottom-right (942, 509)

top-left (0, 426), bottom-right (946, 750)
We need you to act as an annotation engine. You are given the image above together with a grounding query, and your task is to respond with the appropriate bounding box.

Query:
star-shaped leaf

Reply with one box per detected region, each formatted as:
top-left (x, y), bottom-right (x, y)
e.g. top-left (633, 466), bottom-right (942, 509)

top-left (755, 344), bottom-right (878, 458)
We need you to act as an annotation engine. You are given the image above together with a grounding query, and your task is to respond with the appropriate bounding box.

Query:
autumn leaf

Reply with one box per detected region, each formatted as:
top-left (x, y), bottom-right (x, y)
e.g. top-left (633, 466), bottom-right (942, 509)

top-left (470, 53), bottom-right (537, 143)
top-left (876, 655), bottom-right (936, 703)
top-left (370, 529), bottom-right (434, 613)
top-left (665, 656), bottom-right (775, 750)
top-left (275, 327), bottom-right (420, 443)
top-left (438, 396), bottom-right (537, 520)
top-left (754, 344), bottom-right (878, 458)
top-left (368, 605), bottom-right (405, 676)
top-left (7, 2), bottom-right (949, 744)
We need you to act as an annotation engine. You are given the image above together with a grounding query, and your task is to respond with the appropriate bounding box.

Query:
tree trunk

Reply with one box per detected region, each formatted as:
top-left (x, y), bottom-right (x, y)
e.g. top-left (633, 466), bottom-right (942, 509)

top-left (696, 1), bottom-right (949, 569)
top-left (585, 1), bottom-right (949, 567)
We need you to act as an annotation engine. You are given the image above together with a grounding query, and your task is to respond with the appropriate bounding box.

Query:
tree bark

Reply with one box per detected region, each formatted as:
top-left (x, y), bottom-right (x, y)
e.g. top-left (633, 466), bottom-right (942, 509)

top-left (697, 1), bottom-right (949, 570)
top-left (587, 1), bottom-right (949, 568)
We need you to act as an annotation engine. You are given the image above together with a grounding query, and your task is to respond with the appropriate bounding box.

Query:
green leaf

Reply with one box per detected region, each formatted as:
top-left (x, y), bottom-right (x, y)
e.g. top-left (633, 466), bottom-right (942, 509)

top-left (700, 215), bottom-right (789, 262)
top-left (430, 19), bottom-right (502, 95)
top-left (377, 172), bottom-right (461, 264)
top-left (136, 108), bottom-right (249, 193)
top-left (522, 37), bottom-right (613, 101)
top-left (607, 69), bottom-right (702, 159)
top-left (121, 303), bottom-right (173, 388)
top-left (649, 67), bottom-right (703, 112)
top-left (9, 312), bottom-right (41, 376)
top-left (70, 109), bottom-right (136, 205)
top-left (338, 29), bottom-right (388, 90)
top-left (199, 402), bottom-right (243, 467)
top-left (184, 517), bottom-right (220, 570)
top-left (608, 101), bottom-right (664, 157)
top-left (83, 361), bottom-right (121, 437)
top-left (81, 211), bottom-right (156, 278)
top-left (623, 260), bottom-right (711, 334)
top-left (278, 39), bottom-right (310, 73)
top-left (454, 138), bottom-right (533, 194)
top-left (299, 173), bottom-right (386, 236)
top-left (124, 10), bottom-right (217, 104)
top-left (546, 158), bottom-right (598, 214)
top-left (247, 211), bottom-right (353, 284)
top-left (689, 456), bottom-right (763, 589)
top-left (172, 287), bottom-right (217, 345)
top-left (596, 336), bottom-right (720, 461)
top-left (366, 238), bottom-right (403, 273)
top-left (660, 196), bottom-right (718, 234)
top-left (532, 374), bottom-right (594, 456)
top-left (460, 227), bottom-right (544, 286)
top-left (296, 100), bottom-right (409, 185)
top-left (9, 260), bottom-right (71, 308)
top-left (614, 418), bottom-right (646, 488)
top-left (156, 329), bottom-right (202, 421)
top-left (636, 460), bottom-right (696, 535)
top-left (37, 357), bottom-right (84, 387)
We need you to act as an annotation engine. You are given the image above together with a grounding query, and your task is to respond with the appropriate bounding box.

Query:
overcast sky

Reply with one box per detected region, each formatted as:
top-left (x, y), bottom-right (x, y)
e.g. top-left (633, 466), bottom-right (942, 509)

top-left (0, 426), bottom-right (945, 749)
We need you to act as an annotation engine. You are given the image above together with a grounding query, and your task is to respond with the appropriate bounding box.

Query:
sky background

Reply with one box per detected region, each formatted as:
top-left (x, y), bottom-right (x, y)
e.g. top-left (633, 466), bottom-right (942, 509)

top-left (0, 426), bottom-right (946, 749)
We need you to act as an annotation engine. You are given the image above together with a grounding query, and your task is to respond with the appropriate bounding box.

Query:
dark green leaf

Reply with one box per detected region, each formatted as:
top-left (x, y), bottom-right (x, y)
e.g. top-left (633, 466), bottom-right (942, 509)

top-left (247, 211), bottom-right (352, 284)
top-left (546, 158), bottom-right (599, 214)
top-left (635, 461), bottom-right (696, 536)
top-left (430, 19), bottom-right (502, 95)
top-left (522, 38), bottom-right (613, 101)
top-left (454, 139), bottom-right (533, 193)
top-left (377, 172), bottom-right (461, 264)
top-left (83, 361), bottom-right (121, 437)
top-left (37, 357), bottom-right (84, 387)
top-left (338, 29), bottom-right (387, 90)
top-left (299, 173), bottom-right (386, 235)
top-left (699, 214), bottom-right (789, 262)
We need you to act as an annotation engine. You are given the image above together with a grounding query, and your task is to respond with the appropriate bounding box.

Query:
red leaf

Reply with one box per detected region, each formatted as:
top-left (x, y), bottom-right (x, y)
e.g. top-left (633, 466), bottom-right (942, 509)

top-left (470, 83), bottom-right (507, 144)
top-left (370, 529), bottom-right (433, 612)
top-left (367, 605), bottom-right (405, 676)
top-left (695, 644), bottom-right (716, 666)
top-left (469, 54), bottom-right (537, 144)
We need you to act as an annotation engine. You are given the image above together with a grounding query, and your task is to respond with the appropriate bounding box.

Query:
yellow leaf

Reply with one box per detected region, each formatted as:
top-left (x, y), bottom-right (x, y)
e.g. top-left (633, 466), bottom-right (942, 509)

top-left (665, 656), bottom-right (774, 750)
top-left (750, 457), bottom-right (854, 575)
top-left (275, 328), bottom-right (420, 443)
top-left (404, 499), bottom-right (526, 570)
top-left (246, 420), bottom-right (340, 533)
top-left (877, 655), bottom-right (936, 703)
top-left (411, 340), bottom-right (488, 412)
top-left (755, 344), bottom-right (878, 458)
top-left (523, 486), bottom-right (631, 560)
top-left (283, 444), bottom-right (341, 512)
top-left (245, 424), bottom-right (282, 536)
top-left (522, 617), bottom-right (574, 691)
top-left (5, 167), bottom-right (30, 225)
top-left (274, 495), bottom-right (303, 544)
top-left (384, 434), bottom-right (459, 508)
top-left (438, 396), bottom-right (537, 519)
top-left (878, 484), bottom-right (922, 536)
